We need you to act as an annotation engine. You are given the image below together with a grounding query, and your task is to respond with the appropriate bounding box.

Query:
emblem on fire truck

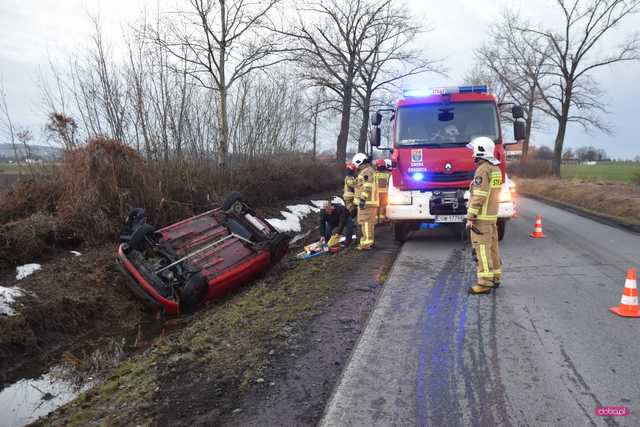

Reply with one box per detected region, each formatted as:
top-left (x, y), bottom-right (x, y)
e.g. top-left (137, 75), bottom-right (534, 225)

top-left (411, 149), bottom-right (423, 163)
top-left (444, 162), bottom-right (453, 174)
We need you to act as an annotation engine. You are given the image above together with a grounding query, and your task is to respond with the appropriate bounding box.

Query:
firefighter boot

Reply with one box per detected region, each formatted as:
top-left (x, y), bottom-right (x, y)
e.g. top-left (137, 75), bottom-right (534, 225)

top-left (468, 284), bottom-right (492, 295)
top-left (357, 207), bottom-right (376, 250)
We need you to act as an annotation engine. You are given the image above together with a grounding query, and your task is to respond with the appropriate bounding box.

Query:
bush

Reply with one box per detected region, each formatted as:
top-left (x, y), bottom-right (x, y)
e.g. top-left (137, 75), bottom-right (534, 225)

top-left (632, 170), bottom-right (640, 186)
top-left (0, 140), bottom-right (341, 266)
top-left (508, 159), bottom-right (552, 178)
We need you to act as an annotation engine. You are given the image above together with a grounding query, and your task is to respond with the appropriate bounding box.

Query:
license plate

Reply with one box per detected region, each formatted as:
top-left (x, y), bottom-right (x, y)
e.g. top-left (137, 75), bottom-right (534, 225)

top-left (435, 215), bottom-right (465, 223)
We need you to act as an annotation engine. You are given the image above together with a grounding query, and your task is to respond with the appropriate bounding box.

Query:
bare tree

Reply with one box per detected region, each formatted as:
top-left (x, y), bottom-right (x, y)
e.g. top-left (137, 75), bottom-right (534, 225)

top-left (149, 0), bottom-right (286, 167)
top-left (474, 11), bottom-right (552, 162)
top-left (519, 0), bottom-right (640, 176)
top-left (0, 81), bottom-right (21, 167)
top-left (354, 3), bottom-right (439, 152)
top-left (286, 0), bottom-right (394, 164)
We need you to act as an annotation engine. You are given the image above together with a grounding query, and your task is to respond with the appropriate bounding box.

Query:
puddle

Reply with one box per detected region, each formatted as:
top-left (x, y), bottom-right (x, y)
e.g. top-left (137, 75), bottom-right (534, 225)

top-left (0, 367), bottom-right (90, 427)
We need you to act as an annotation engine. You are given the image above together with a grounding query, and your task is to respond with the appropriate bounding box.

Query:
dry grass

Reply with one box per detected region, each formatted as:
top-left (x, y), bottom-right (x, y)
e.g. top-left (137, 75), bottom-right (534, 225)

top-left (516, 177), bottom-right (640, 224)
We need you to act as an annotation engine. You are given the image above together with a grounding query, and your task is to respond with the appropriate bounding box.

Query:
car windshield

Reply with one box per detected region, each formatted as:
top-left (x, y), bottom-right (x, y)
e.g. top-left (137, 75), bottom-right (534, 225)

top-left (396, 101), bottom-right (499, 147)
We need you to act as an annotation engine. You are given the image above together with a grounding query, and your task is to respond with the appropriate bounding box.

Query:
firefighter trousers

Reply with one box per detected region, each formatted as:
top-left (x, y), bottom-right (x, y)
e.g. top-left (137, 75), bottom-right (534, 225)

top-left (470, 221), bottom-right (501, 286)
top-left (357, 207), bottom-right (377, 249)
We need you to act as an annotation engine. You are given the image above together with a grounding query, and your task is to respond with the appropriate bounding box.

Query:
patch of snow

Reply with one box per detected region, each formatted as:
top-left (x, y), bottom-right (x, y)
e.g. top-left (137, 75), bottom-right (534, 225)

top-left (267, 211), bottom-right (303, 233)
top-left (0, 286), bottom-right (23, 316)
top-left (15, 263), bottom-right (41, 281)
top-left (69, 251), bottom-right (82, 257)
top-left (311, 200), bottom-right (327, 209)
top-left (286, 204), bottom-right (317, 218)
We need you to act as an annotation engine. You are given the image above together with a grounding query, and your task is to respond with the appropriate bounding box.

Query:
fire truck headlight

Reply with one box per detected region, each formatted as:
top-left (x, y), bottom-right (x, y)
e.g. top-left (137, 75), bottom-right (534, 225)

top-left (388, 178), bottom-right (412, 205)
top-left (500, 182), bottom-right (516, 202)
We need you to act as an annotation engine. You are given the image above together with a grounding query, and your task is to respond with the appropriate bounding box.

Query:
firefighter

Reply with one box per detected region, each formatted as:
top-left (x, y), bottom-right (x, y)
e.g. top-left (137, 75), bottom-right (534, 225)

top-left (373, 159), bottom-right (391, 224)
top-left (343, 162), bottom-right (358, 217)
top-left (466, 136), bottom-right (502, 295)
top-left (353, 153), bottom-right (377, 250)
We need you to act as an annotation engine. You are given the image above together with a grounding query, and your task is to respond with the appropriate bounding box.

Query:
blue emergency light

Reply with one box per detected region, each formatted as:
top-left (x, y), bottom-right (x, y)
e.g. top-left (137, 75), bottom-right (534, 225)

top-left (403, 85), bottom-right (488, 98)
top-left (412, 172), bottom-right (425, 181)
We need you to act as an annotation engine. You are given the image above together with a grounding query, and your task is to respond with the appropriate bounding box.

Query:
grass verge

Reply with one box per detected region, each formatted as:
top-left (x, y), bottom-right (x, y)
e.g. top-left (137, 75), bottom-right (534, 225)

top-left (516, 177), bottom-right (640, 230)
top-left (40, 248), bottom-right (373, 426)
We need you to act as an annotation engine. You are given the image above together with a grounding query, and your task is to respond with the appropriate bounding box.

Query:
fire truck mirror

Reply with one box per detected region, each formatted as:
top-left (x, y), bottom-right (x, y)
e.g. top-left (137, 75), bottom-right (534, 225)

top-left (514, 120), bottom-right (525, 141)
top-left (371, 111), bottom-right (382, 126)
top-left (511, 105), bottom-right (524, 119)
top-left (370, 126), bottom-right (381, 147)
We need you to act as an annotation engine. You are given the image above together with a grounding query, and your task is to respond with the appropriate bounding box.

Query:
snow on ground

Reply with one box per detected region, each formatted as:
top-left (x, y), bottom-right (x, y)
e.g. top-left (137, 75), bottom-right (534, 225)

top-left (311, 200), bottom-right (328, 209)
top-left (266, 202), bottom-right (322, 233)
top-left (267, 211), bottom-right (304, 233)
top-left (0, 286), bottom-right (24, 316)
top-left (15, 263), bottom-right (41, 280)
top-left (287, 204), bottom-right (318, 217)
top-left (70, 251), bottom-right (82, 257)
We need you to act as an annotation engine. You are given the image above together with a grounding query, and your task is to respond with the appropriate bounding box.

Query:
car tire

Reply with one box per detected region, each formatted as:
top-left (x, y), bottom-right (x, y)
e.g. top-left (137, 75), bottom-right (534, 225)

top-left (394, 223), bottom-right (409, 243)
top-left (223, 192), bottom-right (246, 216)
top-left (497, 219), bottom-right (506, 241)
top-left (179, 274), bottom-right (208, 313)
top-left (129, 224), bottom-right (156, 251)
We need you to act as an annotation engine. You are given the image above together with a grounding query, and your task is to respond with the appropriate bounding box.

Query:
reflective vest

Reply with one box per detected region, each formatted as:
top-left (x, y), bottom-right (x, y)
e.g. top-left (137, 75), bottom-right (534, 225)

top-left (354, 164), bottom-right (378, 207)
top-left (467, 160), bottom-right (502, 222)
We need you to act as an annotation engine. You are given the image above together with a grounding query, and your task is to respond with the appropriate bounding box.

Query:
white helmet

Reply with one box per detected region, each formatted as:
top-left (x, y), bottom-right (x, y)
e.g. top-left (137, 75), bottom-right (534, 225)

top-left (352, 152), bottom-right (368, 167)
top-left (467, 137), bottom-right (500, 165)
top-left (384, 159), bottom-right (392, 170)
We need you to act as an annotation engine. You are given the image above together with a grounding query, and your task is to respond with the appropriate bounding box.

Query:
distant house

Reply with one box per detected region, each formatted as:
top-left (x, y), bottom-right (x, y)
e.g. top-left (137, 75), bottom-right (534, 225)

top-left (505, 142), bottom-right (523, 161)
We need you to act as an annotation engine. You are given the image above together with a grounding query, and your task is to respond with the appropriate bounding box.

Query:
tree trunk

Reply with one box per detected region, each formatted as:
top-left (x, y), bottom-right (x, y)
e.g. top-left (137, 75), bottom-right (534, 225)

top-left (357, 94), bottom-right (371, 153)
top-left (336, 77), bottom-right (353, 164)
top-left (218, 89), bottom-right (229, 167)
top-left (312, 103), bottom-right (319, 161)
top-left (552, 87), bottom-right (572, 177)
top-left (521, 103), bottom-right (534, 163)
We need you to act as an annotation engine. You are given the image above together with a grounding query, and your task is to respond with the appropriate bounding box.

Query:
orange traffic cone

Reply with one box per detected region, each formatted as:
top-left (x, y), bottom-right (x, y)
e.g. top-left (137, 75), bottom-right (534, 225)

top-left (529, 215), bottom-right (545, 238)
top-left (609, 268), bottom-right (640, 318)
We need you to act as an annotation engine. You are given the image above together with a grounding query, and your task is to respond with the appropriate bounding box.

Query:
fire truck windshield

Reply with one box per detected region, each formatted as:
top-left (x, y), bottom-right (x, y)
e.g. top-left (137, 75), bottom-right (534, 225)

top-left (396, 101), bottom-right (499, 147)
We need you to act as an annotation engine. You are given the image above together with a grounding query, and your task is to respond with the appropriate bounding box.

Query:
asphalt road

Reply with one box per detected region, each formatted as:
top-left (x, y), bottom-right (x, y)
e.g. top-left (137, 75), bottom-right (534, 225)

top-left (320, 197), bottom-right (640, 427)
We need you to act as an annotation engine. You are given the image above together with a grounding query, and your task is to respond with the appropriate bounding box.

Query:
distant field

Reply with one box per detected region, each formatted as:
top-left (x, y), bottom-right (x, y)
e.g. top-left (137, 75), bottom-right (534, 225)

top-left (0, 163), bottom-right (23, 174)
top-left (561, 162), bottom-right (640, 183)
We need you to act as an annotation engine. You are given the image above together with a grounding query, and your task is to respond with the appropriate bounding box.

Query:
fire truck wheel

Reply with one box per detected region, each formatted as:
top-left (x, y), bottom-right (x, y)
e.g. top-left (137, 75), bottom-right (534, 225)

top-left (393, 223), bottom-right (409, 243)
top-left (497, 219), bottom-right (506, 241)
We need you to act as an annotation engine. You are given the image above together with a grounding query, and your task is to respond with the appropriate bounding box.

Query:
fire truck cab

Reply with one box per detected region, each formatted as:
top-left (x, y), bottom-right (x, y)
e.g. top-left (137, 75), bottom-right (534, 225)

top-left (370, 85), bottom-right (525, 242)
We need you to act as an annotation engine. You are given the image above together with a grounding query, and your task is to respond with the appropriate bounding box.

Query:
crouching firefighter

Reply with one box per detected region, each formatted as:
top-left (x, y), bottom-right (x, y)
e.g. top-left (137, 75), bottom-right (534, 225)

top-left (320, 196), bottom-right (353, 248)
top-left (466, 137), bottom-right (502, 295)
top-left (352, 153), bottom-right (377, 250)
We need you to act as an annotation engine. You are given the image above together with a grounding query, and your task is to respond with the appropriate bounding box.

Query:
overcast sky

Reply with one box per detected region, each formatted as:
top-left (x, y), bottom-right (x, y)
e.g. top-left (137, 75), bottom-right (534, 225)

top-left (1, 0), bottom-right (639, 158)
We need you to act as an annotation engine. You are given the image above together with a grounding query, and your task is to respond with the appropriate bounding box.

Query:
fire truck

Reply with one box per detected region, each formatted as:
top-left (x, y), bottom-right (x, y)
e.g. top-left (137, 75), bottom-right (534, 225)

top-left (369, 85), bottom-right (525, 242)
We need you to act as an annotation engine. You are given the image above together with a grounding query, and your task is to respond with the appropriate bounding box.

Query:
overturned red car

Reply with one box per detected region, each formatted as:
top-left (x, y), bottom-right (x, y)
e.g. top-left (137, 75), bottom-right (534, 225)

top-left (116, 193), bottom-right (290, 315)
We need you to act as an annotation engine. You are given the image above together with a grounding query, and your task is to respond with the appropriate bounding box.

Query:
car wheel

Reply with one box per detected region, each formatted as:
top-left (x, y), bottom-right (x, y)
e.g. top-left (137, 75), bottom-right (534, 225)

top-left (497, 219), bottom-right (506, 241)
top-left (179, 274), bottom-right (208, 313)
top-left (394, 223), bottom-right (409, 243)
top-left (129, 224), bottom-right (156, 251)
top-left (223, 192), bottom-right (246, 216)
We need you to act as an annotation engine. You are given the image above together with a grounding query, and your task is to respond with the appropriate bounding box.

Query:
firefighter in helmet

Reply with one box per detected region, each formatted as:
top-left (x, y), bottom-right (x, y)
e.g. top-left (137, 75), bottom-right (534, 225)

top-left (466, 137), bottom-right (502, 294)
top-left (353, 153), bottom-right (377, 250)
top-left (373, 159), bottom-right (391, 224)
top-left (343, 162), bottom-right (358, 217)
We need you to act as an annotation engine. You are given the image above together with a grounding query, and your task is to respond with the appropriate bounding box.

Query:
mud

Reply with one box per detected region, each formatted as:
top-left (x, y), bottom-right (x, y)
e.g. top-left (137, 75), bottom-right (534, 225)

top-left (39, 224), bottom-right (399, 426)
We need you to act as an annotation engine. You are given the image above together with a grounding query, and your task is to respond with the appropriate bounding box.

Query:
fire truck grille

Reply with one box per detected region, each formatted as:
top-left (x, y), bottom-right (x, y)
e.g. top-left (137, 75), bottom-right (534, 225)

top-left (429, 171), bottom-right (475, 182)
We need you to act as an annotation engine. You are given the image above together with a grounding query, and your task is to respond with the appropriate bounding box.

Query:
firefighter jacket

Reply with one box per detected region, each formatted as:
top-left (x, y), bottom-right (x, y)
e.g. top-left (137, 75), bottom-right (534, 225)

top-left (343, 174), bottom-right (356, 208)
top-left (354, 164), bottom-right (378, 207)
top-left (467, 160), bottom-right (502, 222)
top-left (373, 170), bottom-right (390, 199)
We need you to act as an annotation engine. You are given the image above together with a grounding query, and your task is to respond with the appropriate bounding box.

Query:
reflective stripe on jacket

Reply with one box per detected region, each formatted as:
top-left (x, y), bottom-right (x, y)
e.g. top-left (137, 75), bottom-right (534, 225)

top-left (355, 164), bottom-right (378, 207)
top-left (467, 160), bottom-right (502, 222)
